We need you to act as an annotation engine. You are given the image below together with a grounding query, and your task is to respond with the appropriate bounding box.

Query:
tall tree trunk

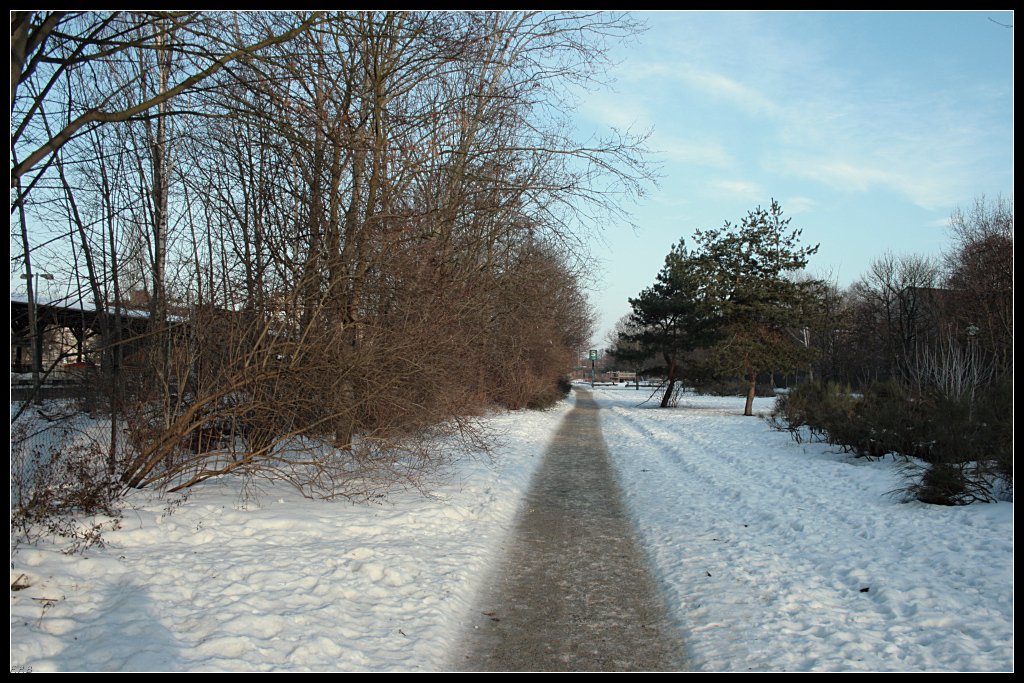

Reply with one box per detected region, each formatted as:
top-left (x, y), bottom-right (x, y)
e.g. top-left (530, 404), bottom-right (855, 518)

top-left (141, 16), bottom-right (174, 428)
top-left (660, 350), bottom-right (677, 408)
top-left (744, 355), bottom-right (757, 416)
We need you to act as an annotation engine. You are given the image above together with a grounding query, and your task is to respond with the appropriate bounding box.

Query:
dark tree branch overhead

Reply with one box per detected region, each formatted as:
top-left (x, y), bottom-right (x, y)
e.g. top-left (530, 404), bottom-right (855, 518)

top-left (11, 11), bottom-right (324, 187)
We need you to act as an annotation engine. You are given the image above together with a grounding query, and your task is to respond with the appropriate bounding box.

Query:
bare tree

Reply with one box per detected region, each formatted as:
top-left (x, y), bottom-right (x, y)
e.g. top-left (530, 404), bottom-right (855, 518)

top-left (10, 12), bottom-right (322, 191)
top-left (605, 314), bottom-right (653, 389)
top-left (944, 195), bottom-right (1013, 373)
top-left (845, 251), bottom-right (941, 384)
top-left (14, 11), bottom-right (648, 501)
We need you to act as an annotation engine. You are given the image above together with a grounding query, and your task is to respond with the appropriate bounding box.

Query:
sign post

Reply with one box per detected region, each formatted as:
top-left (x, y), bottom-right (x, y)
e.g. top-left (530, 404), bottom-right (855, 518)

top-left (589, 349), bottom-right (597, 387)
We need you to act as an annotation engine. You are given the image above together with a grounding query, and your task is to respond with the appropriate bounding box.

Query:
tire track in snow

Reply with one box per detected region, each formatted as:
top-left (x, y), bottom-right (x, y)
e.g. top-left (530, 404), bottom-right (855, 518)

top-left (593, 389), bottom-right (1009, 671)
top-left (597, 402), bottom-right (842, 669)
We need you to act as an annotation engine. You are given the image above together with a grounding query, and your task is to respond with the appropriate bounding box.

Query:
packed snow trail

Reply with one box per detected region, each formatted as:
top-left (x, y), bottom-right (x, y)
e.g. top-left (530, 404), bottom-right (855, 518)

top-left (452, 388), bottom-right (686, 671)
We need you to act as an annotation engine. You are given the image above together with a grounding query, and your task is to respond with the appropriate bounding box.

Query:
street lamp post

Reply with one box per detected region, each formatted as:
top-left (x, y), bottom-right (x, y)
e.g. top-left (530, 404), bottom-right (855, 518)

top-left (20, 271), bottom-right (54, 402)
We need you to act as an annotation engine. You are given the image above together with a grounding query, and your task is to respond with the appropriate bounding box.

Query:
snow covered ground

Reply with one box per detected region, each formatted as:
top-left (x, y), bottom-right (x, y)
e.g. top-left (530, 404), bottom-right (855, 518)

top-left (10, 387), bottom-right (1013, 671)
top-left (9, 400), bottom-right (569, 672)
top-left (592, 385), bottom-right (1013, 672)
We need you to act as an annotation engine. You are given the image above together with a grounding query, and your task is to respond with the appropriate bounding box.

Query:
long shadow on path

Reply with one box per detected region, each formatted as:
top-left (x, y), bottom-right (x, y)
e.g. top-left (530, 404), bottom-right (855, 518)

top-left (452, 388), bottom-right (686, 671)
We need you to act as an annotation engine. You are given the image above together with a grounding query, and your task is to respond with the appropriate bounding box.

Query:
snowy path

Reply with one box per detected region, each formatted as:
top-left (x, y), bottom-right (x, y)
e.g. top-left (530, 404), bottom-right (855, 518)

top-left (452, 389), bottom-right (686, 671)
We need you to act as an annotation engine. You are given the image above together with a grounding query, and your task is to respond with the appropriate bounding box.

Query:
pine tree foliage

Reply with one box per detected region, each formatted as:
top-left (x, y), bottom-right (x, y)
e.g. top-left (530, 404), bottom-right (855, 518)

top-left (622, 199), bottom-right (823, 413)
top-left (694, 200), bottom-right (821, 415)
top-left (621, 241), bottom-right (720, 406)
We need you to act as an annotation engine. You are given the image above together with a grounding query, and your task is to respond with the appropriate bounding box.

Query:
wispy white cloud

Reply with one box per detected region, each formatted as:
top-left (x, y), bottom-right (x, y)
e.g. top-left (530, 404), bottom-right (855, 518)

top-left (653, 133), bottom-right (733, 168)
top-left (619, 60), bottom-right (780, 118)
top-left (804, 160), bottom-right (898, 194)
top-left (610, 13), bottom-right (1011, 213)
top-left (707, 179), bottom-right (765, 201)
top-left (778, 156), bottom-right (964, 212)
top-left (674, 66), bottom-right (780, 117)
top-left (782, 196), bottom-right (816, 215)
top-left (578, 91), bottom-right (652, 132)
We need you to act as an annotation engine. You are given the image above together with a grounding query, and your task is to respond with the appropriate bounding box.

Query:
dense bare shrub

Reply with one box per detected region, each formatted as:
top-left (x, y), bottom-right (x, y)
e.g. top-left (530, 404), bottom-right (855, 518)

top-left (10, 408), bottom-right (124, 551)
top-left (13, 12), bottom-right (638, 505)
top-left (945, 196), bottom-right (1013, 375)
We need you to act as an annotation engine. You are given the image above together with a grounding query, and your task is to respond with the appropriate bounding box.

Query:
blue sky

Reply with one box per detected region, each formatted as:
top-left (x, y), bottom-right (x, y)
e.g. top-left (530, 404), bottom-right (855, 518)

top-left (577, 10), bottom-right (1014, 347)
